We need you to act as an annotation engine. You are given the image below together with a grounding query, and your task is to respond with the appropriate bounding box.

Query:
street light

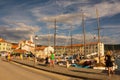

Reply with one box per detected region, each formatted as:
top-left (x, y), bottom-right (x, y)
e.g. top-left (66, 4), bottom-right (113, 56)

top-left (34, 35), bottom-right (38, 66)
top-left (35, 35), bottom-right (38, 40)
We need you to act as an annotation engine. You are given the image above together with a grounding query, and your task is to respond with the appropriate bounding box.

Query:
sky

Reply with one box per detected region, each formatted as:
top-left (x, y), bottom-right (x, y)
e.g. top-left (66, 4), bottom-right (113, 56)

top-left (0, 0), bottom-right (120, 46)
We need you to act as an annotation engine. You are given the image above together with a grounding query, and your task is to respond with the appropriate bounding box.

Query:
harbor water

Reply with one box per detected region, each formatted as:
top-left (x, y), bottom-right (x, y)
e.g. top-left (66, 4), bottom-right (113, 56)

top-left (115, 58), bottom-right (120, 70)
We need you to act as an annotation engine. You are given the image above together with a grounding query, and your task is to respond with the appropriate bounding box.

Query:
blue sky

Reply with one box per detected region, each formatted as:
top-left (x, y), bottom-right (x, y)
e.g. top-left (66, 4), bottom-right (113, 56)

top-left (0, 0), bottom-right (120, 45)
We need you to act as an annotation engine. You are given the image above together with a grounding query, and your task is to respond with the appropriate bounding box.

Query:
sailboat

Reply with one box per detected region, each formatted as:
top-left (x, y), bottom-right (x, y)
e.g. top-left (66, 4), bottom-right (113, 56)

top-left (92, 8), bottom-right (118, 70)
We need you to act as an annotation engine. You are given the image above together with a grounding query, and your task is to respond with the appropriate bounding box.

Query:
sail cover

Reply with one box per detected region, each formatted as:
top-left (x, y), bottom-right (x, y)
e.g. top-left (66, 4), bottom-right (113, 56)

top-left (43, 46), bottom-right (54, 55)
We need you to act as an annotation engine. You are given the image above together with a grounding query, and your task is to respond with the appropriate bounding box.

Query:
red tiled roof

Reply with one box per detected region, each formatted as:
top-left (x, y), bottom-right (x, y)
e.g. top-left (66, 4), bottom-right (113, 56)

top-left (13, 49), bottom-right (26, 53)
top-left (54, 42), bottom-right (100, 48)
top-left (12, 44), bottom-right (18, 49)
top-left (0, 38), bottom-right (7, 42)
top-left (69, 42), bottom-right (99, 47)
top-left (36, 46), bottom-right (46, 50)
top-left (0, 38), bottom-right (12, 44)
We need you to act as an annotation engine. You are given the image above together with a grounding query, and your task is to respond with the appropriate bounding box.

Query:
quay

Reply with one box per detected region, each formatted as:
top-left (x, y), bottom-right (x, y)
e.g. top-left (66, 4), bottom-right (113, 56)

top-left (11, 59), bottom-right (120, 80)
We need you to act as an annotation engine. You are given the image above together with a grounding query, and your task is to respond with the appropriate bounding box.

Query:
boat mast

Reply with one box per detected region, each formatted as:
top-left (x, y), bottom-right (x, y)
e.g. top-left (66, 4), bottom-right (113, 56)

top-left (48, 27), bottom-right (50, 46)
top-left (96, 8), bottom-right (101, 63)
top-left (82, 10), bottom-right (86, 58)
top-left (70, 24), bottom-right (73, 55)
top-left (54, 19), bottom-right (57, 52)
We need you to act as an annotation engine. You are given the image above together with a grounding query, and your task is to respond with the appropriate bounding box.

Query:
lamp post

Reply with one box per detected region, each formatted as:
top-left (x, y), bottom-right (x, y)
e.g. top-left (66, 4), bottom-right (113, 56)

top-left (34, 35), bottom-right (38, 66)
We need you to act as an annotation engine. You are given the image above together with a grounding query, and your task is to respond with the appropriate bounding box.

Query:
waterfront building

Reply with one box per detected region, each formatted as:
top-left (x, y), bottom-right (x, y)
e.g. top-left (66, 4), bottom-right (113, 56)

top-left (35, 46), bottom-right (46, 58)
top-left (55, 42), bottom-right (104, 57)
top-left (16, 36), bottom-right (46, 58)
top-left (18, 36), bottom-right (35, 52)
top-left (0, 38), bottom-right (12, 53)
top-left (18, 40), bottom-right (35, 52)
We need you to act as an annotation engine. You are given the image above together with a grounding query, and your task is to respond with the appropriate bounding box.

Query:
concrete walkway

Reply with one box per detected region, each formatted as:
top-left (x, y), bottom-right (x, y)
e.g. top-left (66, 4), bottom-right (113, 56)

top-left (11, 59), bottom-right (120, 80)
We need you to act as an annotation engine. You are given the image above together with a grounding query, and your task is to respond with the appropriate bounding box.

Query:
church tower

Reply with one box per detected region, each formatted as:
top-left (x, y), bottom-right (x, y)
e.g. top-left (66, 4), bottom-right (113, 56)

top-left (30, 35), bottom-right (33, 43)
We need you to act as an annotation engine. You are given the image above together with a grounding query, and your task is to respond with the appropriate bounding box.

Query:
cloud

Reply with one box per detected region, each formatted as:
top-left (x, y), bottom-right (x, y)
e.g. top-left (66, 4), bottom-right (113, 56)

top-left (31, 0), bottom-right (91, 25)
top-left (0, 0), bottom-right (119, 45)
top-left (101, 25), bottom-right (120, 36)
top-left (13, 22), bottom-right (40, 32)
top-left (40, 13), bottom-right (82, 23)
top-left (102, 35), bottom-right (120, 44)
top-left (36, 0), bottom-right (120, 31)
top-left (0, 22), bottom-right (40, 43)
top-left (20, 0), bottom-right (120, 45)
top-left (80, 1), bottom-right (120, 19)
top-left (44, 0), bottom-right (120, 20)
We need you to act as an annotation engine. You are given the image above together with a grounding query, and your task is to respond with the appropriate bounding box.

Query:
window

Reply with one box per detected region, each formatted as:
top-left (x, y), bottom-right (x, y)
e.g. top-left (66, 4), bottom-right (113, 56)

top-left (96, 47), bottom-right (98, 49)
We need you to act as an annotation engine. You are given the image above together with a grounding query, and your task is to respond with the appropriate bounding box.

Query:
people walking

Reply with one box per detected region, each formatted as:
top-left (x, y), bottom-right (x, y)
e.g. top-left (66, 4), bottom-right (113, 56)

top-left (105, 51), bottom-right (114, 76)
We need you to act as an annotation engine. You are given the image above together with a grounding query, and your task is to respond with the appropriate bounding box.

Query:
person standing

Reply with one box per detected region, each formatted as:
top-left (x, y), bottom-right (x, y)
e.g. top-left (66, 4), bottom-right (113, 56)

top-left (105, 51), bottom-right (114, 76)
top-left (50, 51), bottom-right (55, 67)
top-left (45, 56), bottom-right (50, 66)
top-left (7, 52), bottom-right (11, 61)
top-left (66, 60), bottom-right (70, 68)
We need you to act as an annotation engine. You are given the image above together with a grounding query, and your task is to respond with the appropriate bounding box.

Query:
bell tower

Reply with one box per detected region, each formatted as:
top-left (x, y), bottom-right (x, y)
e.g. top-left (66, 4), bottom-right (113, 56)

top-left (30, 35), bottom-right (33, 43)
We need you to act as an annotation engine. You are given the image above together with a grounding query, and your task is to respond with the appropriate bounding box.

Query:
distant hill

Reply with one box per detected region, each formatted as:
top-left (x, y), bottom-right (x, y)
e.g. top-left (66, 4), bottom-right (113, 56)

top-left (104, 44), bottom-right (120, 51)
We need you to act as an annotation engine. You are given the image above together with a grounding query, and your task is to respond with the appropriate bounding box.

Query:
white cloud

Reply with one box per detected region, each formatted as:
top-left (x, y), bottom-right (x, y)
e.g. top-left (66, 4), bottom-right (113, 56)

top-left (102, 36), bottom-right (119, 44)
top-left (0, 22), bottom-right (40, 42)
top-left (39, 13), bottom-right (83, 29)
top-left (13, 22), bottom-right (40, 32)
top-left (101, 25), bottom-right (120, 36)
top-left (56, 0), bottom-right (90, 8)
top-left (79, 1), bottom-right (120, 19)
top-left (56, 0), bottom-right (74, 8)
top-left (1, 0), bottom-right (119, 45)
top-left (37, 1), bottom-right (120, 28)
top-left (38, 1), bottom-right (118, 21)
top-left (2, 14), bottom-right (35, 25)
top-left (95, 1), bottom-right (120, 17)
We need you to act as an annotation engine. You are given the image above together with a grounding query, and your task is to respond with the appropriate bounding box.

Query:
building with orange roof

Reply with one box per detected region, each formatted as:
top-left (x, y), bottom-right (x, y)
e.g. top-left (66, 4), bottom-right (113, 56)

top-left (35, 46), bottom-right (47, 58)
top-left (13, 49), bottom-right (26, 53)
top-left (55, 42), bottom-right (104, 56)
top-left (18, 40), bottom-right (35, 52)
top-left (11, 43), bottom-right (19, 50)
top-left (0, 38), bottom-right (12, 53)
